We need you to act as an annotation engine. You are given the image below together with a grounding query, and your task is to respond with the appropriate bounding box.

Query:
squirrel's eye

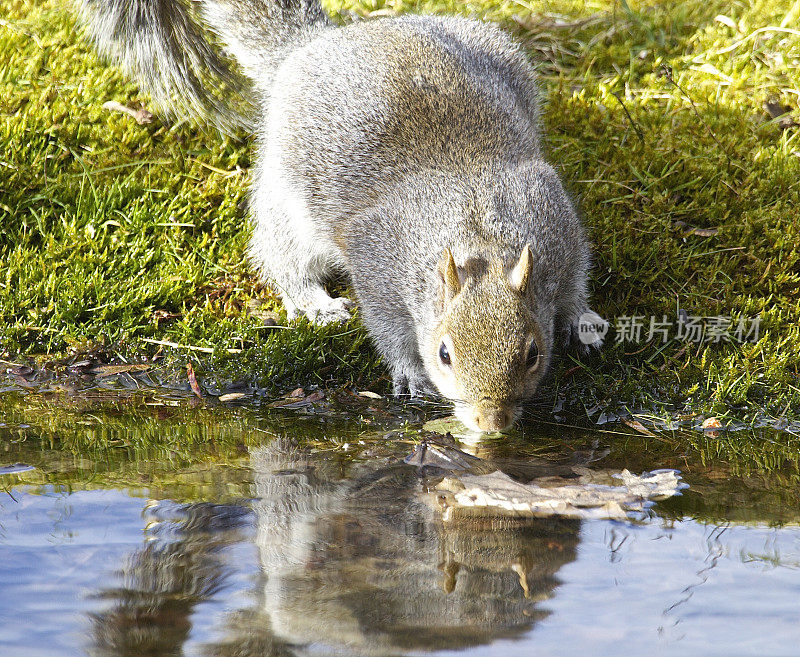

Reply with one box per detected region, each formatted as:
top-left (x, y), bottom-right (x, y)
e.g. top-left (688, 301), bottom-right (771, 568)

top-left (439, 342), bottom-right (451, 366)
top-left (526, 340), bottom-right (539, 370)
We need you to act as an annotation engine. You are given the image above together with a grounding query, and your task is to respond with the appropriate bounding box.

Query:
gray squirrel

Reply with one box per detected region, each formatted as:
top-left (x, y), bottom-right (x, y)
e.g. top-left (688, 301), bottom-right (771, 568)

top-left (76, 0), bottom-right (605, 432)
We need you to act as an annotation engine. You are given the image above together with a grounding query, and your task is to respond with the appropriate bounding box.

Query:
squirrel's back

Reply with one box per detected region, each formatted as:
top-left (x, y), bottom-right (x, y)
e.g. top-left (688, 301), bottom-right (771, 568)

top-left (268, 15), bottom-right (542, 219)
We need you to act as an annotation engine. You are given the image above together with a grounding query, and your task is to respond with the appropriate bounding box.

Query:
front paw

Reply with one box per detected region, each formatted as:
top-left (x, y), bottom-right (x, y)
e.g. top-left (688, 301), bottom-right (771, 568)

top-left (392, 373), bottom-right (436, 398)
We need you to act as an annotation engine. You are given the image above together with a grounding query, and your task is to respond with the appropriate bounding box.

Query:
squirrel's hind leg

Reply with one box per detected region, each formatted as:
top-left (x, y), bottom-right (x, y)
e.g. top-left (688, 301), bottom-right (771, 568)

top-left (248, 191), bottom-right (353, 325)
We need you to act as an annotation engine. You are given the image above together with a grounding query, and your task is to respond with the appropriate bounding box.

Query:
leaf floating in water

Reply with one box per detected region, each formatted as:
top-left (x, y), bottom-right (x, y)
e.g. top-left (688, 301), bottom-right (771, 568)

top-left (595, 411), bottom-right (620, 425)
top-left (0, 463), bottom-right (36, 475)
top-left (702, 417), bottom-right (723, 430)
top-left (689, 227), bottom-right (719, 237)
top-left (218, 392), bottom-right (249, 402)
top-left (404, 441), bottom-right (482, 471)
top-left (623, 418), bottom-right (657, 437)
top-left (68, 359), bottom-right (95, 374)
top-left (88, 364), bottom-right (151, 376)
top-left (269, 388), bottom-right (325, 409)
top-left (305, 390), bottom-right (325, 403)
top-left (436, 469), bottom-right (688, 521)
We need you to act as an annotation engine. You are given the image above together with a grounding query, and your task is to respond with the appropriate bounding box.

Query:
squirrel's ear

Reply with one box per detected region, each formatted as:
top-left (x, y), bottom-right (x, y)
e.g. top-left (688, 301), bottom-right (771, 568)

top-left (438, 248), bottom-right (462, 303)
top-left (509, 244), bottom-right (533, 294)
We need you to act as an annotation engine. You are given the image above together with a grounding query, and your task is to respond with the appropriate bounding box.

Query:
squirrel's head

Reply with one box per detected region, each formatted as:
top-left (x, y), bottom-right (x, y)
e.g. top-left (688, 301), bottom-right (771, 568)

top-left (424, 245), bottom-right (552, 433)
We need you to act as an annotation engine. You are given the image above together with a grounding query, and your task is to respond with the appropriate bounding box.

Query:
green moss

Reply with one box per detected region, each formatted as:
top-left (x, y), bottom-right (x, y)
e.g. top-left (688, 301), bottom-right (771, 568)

top-left (1, 0), bottom-right (798, 421)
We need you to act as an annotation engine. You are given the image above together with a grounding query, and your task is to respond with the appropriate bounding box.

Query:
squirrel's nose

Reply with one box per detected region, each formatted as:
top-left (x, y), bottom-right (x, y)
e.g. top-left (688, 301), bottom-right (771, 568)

top-left (473, 408), bottom-right (513, 433)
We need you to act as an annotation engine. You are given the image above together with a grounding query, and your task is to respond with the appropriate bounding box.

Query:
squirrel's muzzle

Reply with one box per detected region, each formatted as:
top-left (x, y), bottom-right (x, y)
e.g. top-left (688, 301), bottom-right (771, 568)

top-left (471, 406), bottom-right (513, 433)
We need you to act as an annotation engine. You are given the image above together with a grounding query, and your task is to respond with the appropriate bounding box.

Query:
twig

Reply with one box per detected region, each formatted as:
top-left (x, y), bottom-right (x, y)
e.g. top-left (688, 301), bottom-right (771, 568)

top-left (612, 93), bottom-right (645, 143)
top-left (611, 94), bottom-right (644, 143)
top-left (189, 158), bottom-right (244, 177)
top-left (103, 100), bottom-right (154, 125)
top-left (140, 337), bottom-right (242, 354)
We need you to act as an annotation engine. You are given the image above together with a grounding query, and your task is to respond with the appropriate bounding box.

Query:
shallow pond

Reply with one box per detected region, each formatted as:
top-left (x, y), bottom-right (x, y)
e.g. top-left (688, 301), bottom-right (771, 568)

top-left (2, 391), bottom-right (800, 657)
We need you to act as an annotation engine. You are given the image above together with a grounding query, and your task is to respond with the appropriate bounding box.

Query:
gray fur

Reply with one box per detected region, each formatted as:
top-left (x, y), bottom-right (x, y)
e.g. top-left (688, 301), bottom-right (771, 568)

top-left (77, 0), bottom-right (601, 431)
top-left (75, 0), bottom-right (330, 131)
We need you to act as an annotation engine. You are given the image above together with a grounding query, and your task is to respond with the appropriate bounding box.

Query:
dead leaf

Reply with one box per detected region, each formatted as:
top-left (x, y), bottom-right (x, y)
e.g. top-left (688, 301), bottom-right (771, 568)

top-left (358, 391), bottom-right (382, 399)
top-left (436, 469), bottom-right (688, 521)
top-left (764, 99), bottom-right (798, 130)
top-left (623, 418), bottom-right (657, 437)
top-left (88, 364), bottom-right (150, 376)
top-left (186, 362), bottom-right (202, 398)
top-left (305, 390), bottom-right (325, 403)
top-left (8, 364), bottom-right (34, 378)
top-left (702, 417), bottom-right (723, 430)
top-left (152, 310), bottom-right (180, 326)
top-left (219, 392), bottom-right (249, 402)
top-left (404, 442), bottom-right (483, 471)
top-left (269, 388), bottom-right (325, 408)
top-left (247, 300), bottom-right (282, 325)
top-left (673, 220), bottom-right (719, 238)
top-left (688, 227), bottom-right (719, 237)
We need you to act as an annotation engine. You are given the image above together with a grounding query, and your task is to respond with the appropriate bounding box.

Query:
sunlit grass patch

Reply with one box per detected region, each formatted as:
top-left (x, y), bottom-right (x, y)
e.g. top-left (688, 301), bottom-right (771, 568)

top-left (1, 0), bottom-right (798, 422)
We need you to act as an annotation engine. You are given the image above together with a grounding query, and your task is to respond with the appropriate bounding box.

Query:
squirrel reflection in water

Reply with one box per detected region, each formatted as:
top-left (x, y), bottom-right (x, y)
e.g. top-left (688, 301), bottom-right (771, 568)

top-left (88, 438), bottom-right (580, 657)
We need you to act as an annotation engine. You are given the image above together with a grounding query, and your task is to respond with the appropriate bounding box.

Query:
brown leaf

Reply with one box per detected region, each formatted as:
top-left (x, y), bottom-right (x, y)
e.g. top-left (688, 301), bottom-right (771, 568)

top-left (623, 418), bottom-right (657, 437)
top-left (219, 392), bottom-right (249, 402)
top-left (764, 100), bottom-right (798, 130)
top-left (688, 227), bottom-right (719, 238)
top-left (88, 364), bottom-right (150, 376)
top-left (186, 362), bottom-right (203, 398)
top-left (152, 310), bottom-right (180, 326)
top-left (304, 390), bottom-right (325, 403)
top-left (8, 364), bottom-right (34, 378)
top-left (10, 374), bottom-right (36, 388)
top-left (246, 300), bottom-right (281, 325)
top-left (673, 219), bottom-right (719, 238)
top-left (702, 417), bottom-right (723, 430)
top-left (269, 388), bottom-right (326, 409)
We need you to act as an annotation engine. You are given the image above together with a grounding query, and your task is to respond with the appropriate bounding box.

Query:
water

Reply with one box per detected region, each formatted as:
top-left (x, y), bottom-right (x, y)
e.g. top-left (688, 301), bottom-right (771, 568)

top-left (2, 393), bottom-right (800, 656)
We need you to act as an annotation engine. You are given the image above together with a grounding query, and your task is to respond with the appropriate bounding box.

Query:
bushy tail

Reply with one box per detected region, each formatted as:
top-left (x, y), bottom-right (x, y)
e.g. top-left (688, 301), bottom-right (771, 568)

top-left (76, 0), bottom-right (332, 133)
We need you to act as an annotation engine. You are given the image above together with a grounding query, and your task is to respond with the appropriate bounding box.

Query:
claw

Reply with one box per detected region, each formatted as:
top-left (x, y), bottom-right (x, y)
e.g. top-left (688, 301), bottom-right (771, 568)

top-left (392, 374), bottom-right (410, 397)
top-left (393, 373), bottom-right (436, 398)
